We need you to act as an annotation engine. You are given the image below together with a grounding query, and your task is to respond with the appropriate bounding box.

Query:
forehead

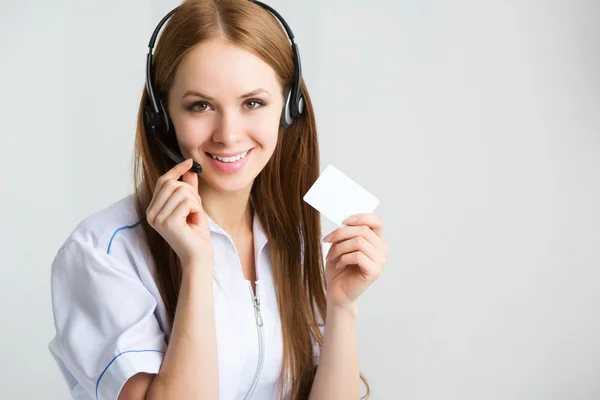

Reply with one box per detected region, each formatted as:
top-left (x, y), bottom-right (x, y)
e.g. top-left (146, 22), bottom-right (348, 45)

top-left (171, 39), bottom-right (280, 95)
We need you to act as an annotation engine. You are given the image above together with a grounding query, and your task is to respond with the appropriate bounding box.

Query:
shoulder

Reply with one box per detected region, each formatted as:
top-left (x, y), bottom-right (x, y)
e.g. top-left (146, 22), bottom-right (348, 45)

top-left (52, 193), bottom-right (149, 276)
top-left (59, 194), bottom-right (143, 252)
top-left (48, 193), bottom-right (167, 400)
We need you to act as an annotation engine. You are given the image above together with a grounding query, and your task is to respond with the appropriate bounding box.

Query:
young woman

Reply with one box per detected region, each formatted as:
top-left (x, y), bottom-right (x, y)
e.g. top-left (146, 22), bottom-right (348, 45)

top-left (48, 1), bottom-right (389, 399)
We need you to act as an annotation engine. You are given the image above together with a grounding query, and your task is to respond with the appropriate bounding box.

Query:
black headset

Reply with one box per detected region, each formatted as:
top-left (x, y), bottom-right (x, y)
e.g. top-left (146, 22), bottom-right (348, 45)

top-left (143, 0), bottom-right (305, 174)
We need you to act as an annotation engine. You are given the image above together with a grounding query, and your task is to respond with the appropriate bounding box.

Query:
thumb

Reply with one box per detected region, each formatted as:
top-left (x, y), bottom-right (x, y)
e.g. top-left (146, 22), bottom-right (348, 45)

top-left (182, 169), bottom-right (209, 232)
top-left (182, 169), bottom-right (198, 192)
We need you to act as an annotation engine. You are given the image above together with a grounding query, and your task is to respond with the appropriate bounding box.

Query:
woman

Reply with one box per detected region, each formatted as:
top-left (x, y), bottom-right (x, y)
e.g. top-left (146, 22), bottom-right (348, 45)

top-left (48, 0), bottom-right (389, 399)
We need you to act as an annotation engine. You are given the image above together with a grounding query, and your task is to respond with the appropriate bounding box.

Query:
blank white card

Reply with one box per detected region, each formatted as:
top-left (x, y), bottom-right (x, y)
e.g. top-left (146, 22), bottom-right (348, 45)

top-left (303, 164), bottom-right (380, 227)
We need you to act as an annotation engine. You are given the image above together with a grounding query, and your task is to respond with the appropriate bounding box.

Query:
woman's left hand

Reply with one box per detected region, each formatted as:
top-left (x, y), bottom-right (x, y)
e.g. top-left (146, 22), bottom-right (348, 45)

top-left (322, 213), bottom-right (389, 310)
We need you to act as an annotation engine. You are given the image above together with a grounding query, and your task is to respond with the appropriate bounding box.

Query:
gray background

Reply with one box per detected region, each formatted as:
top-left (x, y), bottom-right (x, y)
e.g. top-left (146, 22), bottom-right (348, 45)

top-left (1, 0), bottom-right (599, 399)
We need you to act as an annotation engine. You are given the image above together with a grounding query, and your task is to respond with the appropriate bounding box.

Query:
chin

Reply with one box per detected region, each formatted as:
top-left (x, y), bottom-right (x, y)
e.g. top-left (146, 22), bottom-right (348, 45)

top-left (200, 167), bottom-right (259, 194)
top-left (208, 178), bottom-right (254, 193)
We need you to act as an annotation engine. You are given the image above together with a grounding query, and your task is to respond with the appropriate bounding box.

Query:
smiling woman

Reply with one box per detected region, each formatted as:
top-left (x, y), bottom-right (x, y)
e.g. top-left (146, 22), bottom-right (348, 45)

top-left (167, 39), bottom-right (283, 192)
top-left (46, 1), bottom-right (387, 399)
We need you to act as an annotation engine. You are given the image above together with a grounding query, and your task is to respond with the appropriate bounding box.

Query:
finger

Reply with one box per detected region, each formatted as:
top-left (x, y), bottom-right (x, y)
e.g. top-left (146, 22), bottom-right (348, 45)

top-left (153, 186), bottom-right (188, 226)
top-left (148, 159), bottom-right (193, 211)
top-left (325, 235), bottom-right (384, 266)
top-left (323, 224), bottom-right (385, 252)
top-left (177, 176), bottom-right (202, 204)
top-left (154, 186), bottom-right (199, 226)
top-left (148, 181), bottom-right (200, 223)
top-left (154, 158), bottom-right (194, 200)
top-left (342, 213), bottom-right (384, 237)
top-left (181, 170), bottom-right (208, 230)
top-left (335, 251), bottom-right (381, 279)
top-left (182, 169), bottom-right (199, 198)
top-left (170, 195), bottom-right (203, 228)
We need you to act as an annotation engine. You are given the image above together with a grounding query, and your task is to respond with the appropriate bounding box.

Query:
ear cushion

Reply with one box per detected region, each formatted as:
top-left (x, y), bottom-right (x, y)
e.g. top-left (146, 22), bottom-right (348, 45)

top-left (280, 85), bottom-right (293, 128)
top-left (296, 95), bottom-right (305, 117)
top-left (143, 104), bottom-right (154, 129)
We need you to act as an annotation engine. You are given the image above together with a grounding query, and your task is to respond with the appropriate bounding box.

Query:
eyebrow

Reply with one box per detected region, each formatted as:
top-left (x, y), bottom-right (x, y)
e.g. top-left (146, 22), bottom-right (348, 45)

top-left (181, 88), bottom-right (271, 100)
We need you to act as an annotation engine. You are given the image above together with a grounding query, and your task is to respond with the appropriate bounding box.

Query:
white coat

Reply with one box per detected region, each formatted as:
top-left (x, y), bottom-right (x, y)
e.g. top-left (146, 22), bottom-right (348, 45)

top-left (48, 194), bottom-right (327, 399)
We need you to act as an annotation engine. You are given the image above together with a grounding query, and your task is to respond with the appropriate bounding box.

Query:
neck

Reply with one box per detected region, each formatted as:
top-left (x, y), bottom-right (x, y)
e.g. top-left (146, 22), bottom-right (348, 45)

top-left (197, 180), bottom-right (254, 238)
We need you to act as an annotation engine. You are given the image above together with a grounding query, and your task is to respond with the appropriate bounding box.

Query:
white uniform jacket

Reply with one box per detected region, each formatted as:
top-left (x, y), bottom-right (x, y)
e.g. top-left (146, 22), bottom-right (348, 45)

top-left (48, 194), bottom-right (328, 400)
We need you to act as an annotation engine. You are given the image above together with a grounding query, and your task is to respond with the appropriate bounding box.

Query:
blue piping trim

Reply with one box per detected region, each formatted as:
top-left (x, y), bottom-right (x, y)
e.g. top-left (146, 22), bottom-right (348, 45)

top-left (106, 221), bottom-right (142, 254)
top-left (95, 349), bottom-right (165, 400)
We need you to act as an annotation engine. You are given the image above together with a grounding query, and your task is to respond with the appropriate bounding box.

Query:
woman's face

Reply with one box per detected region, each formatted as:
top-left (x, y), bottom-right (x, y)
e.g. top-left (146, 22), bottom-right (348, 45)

top-left (167, 39), bottom-right (284, 193)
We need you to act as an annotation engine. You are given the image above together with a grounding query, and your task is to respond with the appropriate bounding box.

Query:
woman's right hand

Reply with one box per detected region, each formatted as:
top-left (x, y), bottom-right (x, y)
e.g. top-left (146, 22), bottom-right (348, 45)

top-left (146, 158), bottom-right (214, 268)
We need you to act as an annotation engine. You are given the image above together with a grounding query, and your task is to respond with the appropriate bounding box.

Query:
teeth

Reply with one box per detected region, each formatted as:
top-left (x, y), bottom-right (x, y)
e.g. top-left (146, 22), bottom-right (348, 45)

top-left (211, 150), bottom-right (249, 163)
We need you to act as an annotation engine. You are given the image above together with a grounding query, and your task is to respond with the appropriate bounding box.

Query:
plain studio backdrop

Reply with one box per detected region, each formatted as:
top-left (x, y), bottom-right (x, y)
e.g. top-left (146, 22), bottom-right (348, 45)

top-left (1, 0), bottom-right (599, 398)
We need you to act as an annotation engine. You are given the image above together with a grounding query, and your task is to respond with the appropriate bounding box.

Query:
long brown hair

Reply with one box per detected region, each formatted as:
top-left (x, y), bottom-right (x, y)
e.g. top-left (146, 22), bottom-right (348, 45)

top-left (131, 0), bottom-right (369, 398)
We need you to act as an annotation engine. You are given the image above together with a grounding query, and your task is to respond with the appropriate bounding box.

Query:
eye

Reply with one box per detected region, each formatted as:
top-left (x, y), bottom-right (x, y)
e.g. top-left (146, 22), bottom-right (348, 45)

top-left (188, 101), bottom-right (212, 113)
top-left (244, 99), bottom-right (265, 110)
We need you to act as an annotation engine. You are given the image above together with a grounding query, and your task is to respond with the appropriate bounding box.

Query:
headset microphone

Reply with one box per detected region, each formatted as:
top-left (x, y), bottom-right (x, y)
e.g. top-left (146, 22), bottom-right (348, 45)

top-left (143, 7), bottom-right (202, 174)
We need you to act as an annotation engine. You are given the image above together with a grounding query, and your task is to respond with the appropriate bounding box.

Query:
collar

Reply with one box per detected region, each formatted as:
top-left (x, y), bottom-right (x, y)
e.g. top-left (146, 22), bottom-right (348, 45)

top-left (206, 212), bottom-right (269, 257)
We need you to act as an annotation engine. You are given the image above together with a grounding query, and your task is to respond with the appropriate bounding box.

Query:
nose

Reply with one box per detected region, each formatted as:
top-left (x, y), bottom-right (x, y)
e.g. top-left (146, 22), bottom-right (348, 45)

top-left (211, 109), bottom-right (244, 146)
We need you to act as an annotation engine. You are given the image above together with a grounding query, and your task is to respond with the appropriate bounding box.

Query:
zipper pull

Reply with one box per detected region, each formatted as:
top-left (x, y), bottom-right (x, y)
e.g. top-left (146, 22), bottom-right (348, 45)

top-left (254, 283), bottom-right (263, 327)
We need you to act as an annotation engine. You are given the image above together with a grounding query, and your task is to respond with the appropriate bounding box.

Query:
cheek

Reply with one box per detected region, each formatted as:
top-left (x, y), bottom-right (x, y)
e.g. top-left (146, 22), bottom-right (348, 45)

top-left (259, 105), bottom-right (283, 140)
top-left (174, 116), bottom-right (210, 146)
top-left (251, 117), bottom-right (280, 149)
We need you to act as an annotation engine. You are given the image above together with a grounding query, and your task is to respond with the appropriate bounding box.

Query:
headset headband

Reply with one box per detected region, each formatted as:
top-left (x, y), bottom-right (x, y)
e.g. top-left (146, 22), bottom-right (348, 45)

top-left (145, 1), bottom-right (303, 118)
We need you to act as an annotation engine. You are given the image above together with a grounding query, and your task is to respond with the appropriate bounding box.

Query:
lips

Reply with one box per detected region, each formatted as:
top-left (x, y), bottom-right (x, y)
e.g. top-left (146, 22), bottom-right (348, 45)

top-left (206, 148), bottom-right (253, 173)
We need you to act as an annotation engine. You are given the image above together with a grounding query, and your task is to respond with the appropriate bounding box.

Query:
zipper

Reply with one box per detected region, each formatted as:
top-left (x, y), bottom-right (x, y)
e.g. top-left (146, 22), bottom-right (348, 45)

top-left (244, 281), bottom-right (265, 400)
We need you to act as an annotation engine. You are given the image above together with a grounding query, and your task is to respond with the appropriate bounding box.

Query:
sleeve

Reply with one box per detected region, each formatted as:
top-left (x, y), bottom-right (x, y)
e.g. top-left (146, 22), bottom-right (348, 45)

top-left (49, 239), bottom-right (167, 400)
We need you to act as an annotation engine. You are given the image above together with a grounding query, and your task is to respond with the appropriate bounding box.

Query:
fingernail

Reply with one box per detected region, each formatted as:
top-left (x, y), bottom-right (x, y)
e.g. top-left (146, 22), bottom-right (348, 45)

top-left (344, 216), bottom-right (357, 224)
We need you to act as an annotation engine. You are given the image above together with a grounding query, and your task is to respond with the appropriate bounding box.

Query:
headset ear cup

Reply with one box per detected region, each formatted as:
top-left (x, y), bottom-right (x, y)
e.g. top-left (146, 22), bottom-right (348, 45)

top-left (280, 85), bottom-right (293, 128)
top-left (143, 104), bottom-right (154, 130)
